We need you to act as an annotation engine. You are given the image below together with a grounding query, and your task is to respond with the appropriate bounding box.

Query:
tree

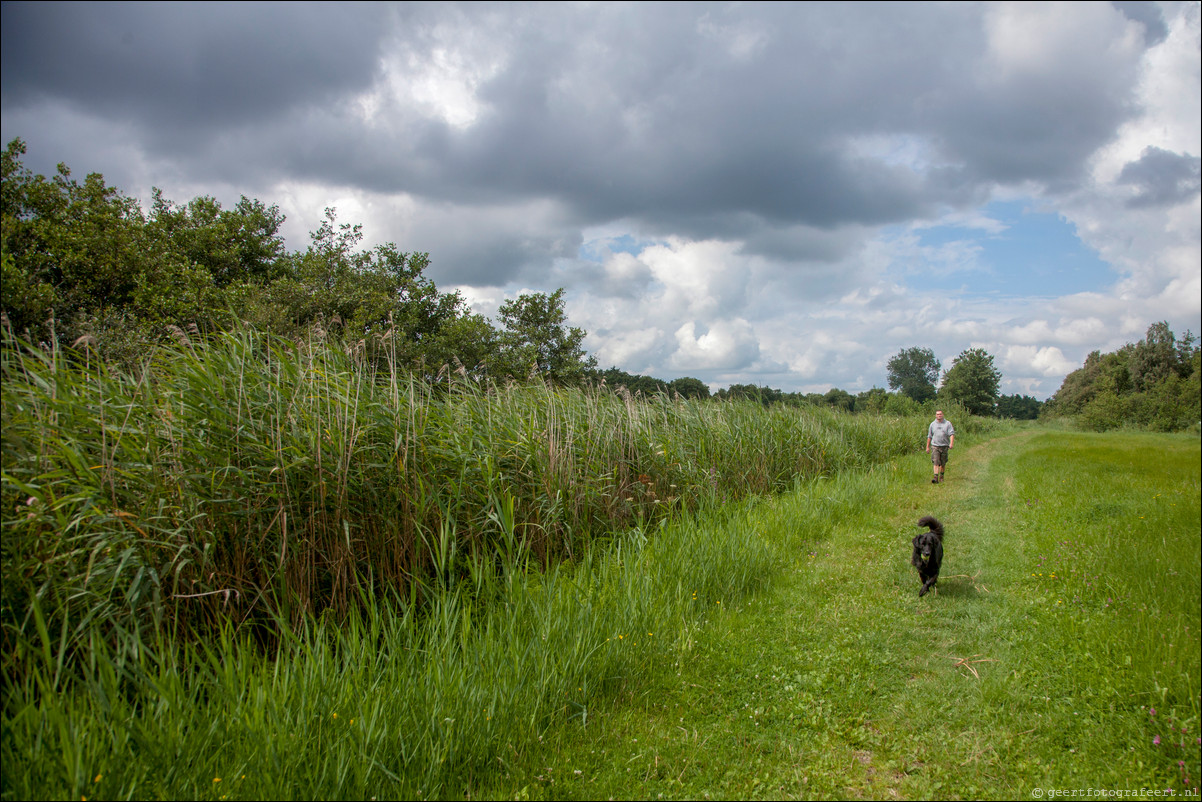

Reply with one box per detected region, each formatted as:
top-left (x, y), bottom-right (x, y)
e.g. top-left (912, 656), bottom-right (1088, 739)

top-left (856, 387), bottom-right (889, 413)
top-left (2, 139), bottom-right (290, 343)
top-left (1043, 347), bottom-right (1132, 418)
top-left (669, 376), bottom-right (710, 400)
top-left (496, 288), bottom-right (596, 385)
top-left (939, 348), bottom-right (1001, 416)
top-left (996, 393), bottom-right (1042, 420)
top-left (883, 392), bottom-right (922, 417)
top-left (1128, 321), bottom-right (1177, 391)
top-left (239, 207), bottom-right (470, 375)
top-left (1044, 322), bottom-right (1198, 430)
top-left (3, 141), bottom-right (622, 390)
top-left (147, 189), bottom-right (288, 289)
top-left (598, 366), bottom-right (666, 395)
top-left (427, 311), bottom-right (498, 379)
top-left (823, 387), bottom-right (855, 412)
top-left (718, 384), bottom-right (782, 405)
top-left (1174, 330), bottom-right (1198, 377)
top-left (2, 138), bottom-right (157, 339)
top-left (886, 347), bottom-right (941, 403)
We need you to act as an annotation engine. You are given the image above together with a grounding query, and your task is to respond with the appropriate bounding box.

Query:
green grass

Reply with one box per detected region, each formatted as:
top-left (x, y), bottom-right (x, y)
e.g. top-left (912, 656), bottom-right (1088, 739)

top-left (5, 430), bottom-right (1195, 799)
top-left (2, 327), bottom-right (981, 664)
top-left (476, 430), bottom-right (1201, 799)
top-left (4, 331), bottom-right (1195, 800)
top-left (2, 488), bottom-right (785, 800)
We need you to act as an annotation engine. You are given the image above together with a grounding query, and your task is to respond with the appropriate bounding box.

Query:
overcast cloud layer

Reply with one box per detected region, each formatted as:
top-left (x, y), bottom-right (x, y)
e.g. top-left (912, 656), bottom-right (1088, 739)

top-left (3, 1), bottom-right (1199, 398)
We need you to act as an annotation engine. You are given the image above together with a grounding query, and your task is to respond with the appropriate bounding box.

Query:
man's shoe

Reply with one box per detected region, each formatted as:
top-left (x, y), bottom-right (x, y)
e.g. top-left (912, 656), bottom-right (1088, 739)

top-left (931, 477), bottom-right (938, 484)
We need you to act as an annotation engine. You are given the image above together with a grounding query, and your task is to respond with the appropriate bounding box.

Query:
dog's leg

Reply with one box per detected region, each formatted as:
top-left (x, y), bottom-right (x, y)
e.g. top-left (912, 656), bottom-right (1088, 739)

top-left (919, 577), bottom-right (937, 597)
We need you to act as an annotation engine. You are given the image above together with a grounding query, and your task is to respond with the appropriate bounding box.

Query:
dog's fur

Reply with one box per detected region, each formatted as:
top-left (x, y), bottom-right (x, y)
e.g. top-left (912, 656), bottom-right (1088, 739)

top-left (911, 515), bottom-right (945, 597)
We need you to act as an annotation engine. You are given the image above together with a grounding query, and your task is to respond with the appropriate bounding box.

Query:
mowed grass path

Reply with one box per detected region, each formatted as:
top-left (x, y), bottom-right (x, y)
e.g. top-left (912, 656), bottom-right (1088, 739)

top-left (482, 430), bottom-right (1201, 799)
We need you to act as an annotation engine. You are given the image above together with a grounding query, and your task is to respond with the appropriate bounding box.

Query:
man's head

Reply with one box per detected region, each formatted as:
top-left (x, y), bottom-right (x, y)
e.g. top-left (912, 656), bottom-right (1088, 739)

top-left (935, 410), bottom-right (944, 422)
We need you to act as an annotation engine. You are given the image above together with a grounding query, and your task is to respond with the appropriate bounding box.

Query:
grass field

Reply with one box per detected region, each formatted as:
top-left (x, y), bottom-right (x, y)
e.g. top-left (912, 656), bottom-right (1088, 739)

top-left (478, 429), bottom-right (1201, 799)
top-left (2, 429), bottom-right (1198, 799)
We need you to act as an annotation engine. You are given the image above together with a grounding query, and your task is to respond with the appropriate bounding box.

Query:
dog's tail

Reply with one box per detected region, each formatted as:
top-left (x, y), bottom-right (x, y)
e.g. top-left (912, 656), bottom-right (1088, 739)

top-left (917, 515), bottom-right (944, 540)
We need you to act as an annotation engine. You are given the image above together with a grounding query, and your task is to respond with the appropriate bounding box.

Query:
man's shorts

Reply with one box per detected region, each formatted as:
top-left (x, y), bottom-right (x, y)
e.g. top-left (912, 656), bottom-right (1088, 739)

top-left (931, 446), bottom-right (949, 467)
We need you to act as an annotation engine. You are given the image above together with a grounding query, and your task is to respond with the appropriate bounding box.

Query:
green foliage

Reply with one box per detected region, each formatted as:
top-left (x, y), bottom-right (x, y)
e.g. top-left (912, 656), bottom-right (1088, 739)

top-left (856, 387), bottom-right (889, 412)
top-left (668, 375), bottom-right (710, 399)
top-left (495, 288), bottom-right (597, 384)
top-left (595, 369), bottom-right (711, 400)
top-left (598, 365), bottom-right (671, 395)
top-left (1044, 322), bottom-right (1199, 432)
top-left (713, 384), bottom-right (849, 410)
top-left (429, 310), bottom-right (499, 378)
top-left (939, 347), bottom-right (1001, 416)
top-left (1078, 389), bottom-right (1132, 432)
top-left (823, 387), bottom-right (855, 411)
top-left (886, 346), bottom-right (940, 402)
top-left (147, 188), bottom-right (288, 289)
top-left (1, 141), bottom-right (612, 386)
top-left (228, 206), bottom-right (474, 378)
top-left (2, 139), bottom-right (156, 340)
top-left (0, 248), bottom-right (54, 332)
top-left (883, 391), bottom-right (923, 417)
top-left (717, 383), bottom-right (785, 405)
top-left (1129, 320), bottom-right (1180, 391)
top-left (995, 392), bottom-right (1043, 419)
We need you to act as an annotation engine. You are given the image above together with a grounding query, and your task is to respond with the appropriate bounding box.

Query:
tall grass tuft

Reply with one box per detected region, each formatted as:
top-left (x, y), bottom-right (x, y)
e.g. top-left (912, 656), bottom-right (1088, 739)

top-left (1, 327), bottom-right (985, 673)
top-left (2, 472), bottom-right (802, 799)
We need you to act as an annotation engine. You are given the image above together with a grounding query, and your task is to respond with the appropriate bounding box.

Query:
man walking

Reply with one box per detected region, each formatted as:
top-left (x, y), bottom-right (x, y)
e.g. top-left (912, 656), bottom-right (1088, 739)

top-left (926, 410), bottom-right (955, 484)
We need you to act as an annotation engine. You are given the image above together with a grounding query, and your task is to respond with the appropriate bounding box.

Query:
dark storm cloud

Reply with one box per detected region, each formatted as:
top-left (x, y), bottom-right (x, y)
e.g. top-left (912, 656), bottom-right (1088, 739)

top-left (1, 1), bottom-right (387, 135)
top-left (1112, 1), bottom-right (1170, 46)
top-left (387, 3), bottom-right (972, 227)
top-left (341, 1), bottom-right (1140, 244)
top-left (422, 210), bottom-right (584, 288)
top-left (1118, 146), bottom-right (1202, 208)
top-left (0, 2), bottom-right (1153, 282)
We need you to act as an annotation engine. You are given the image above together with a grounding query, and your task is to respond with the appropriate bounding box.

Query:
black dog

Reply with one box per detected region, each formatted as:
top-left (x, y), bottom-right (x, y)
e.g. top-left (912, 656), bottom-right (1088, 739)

top-left (911, 515), bottom-right (945, 597)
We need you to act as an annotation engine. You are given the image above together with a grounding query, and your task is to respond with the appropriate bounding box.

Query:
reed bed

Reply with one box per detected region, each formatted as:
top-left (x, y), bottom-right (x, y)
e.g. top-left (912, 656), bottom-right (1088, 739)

top-left (1, 328), bottom-right (984, 670)
top-left (2, 488), bottom-right (796, 799)
top-left (1, 328), bottom-right (1014, 797)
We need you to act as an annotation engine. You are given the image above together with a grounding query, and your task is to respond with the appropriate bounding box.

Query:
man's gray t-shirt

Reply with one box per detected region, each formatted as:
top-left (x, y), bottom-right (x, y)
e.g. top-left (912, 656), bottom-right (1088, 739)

top-left (928, 419), bottom-right (955, 447)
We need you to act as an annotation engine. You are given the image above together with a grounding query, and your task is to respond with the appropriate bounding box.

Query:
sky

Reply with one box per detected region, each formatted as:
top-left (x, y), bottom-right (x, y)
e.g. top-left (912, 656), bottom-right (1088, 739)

top-left (2, 1), bottom-right (1199, 400)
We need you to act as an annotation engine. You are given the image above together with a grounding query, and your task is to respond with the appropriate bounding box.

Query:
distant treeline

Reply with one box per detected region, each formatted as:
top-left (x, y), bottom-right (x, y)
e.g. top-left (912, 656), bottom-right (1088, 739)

top-left (1041, 321), bottom-right (1200, 432)
top-left (602, 368), bottom-right (1045, 418)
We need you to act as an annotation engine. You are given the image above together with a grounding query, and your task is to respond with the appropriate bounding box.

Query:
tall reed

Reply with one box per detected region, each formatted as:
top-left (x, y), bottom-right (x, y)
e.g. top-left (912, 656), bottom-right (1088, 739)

top-left (3, 457), bottom-right (834, 800)
top-left (1, 327), bottom-right (965, 670)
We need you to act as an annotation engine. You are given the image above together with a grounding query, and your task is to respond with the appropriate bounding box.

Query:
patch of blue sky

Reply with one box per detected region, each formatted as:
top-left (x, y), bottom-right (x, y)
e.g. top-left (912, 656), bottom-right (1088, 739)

top-left (578, 233), bottom-right (647, 263)
top-left (912, 200), bottom-right (1117, 297)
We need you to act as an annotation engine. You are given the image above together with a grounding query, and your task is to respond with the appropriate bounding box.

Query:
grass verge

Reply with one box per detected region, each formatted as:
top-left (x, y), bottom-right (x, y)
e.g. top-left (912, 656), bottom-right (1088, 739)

top-left (480, 430), bottom-right (1201, 799)
top-left (4, 429), bottom-right (1193, 799)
